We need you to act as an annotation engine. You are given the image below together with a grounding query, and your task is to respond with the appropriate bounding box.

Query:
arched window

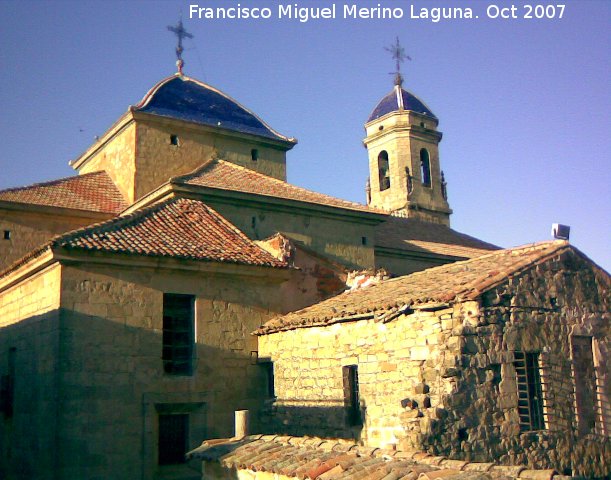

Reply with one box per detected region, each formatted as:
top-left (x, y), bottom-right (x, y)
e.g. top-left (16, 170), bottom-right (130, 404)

top-left (378, 151), bottom-right (390, 191)
top-left (420, 149), bottom-right (431, 187)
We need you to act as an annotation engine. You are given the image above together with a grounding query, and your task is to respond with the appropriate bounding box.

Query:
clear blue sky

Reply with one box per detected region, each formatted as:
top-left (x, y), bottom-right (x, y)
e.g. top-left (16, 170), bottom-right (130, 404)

top-left (1, 0), bottom-right (609, 271)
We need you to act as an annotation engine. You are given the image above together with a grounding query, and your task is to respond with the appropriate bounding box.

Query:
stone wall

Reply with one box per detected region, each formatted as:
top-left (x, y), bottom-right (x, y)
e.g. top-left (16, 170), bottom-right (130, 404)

top-left (0, 264), bottom-right (62, 480)
top-left (77, 122), bottom-right (136, 203)
top-left (258, 250), bottom-right (610, 477)
top-left (135, 119), bottom-right (288, 201)
top-left (53, 262), bottom-right (285, 480)
top-left (0, 207), bottom-right (104, 271)
top-left (258, 306), bottom-right (461, 446)
top-left (201, 199), bottom-right (377, 271)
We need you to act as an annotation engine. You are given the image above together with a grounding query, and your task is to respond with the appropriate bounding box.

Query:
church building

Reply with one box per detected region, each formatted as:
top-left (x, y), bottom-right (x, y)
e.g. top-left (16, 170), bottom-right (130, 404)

top-left (0, 31), bottom-right (606, 480)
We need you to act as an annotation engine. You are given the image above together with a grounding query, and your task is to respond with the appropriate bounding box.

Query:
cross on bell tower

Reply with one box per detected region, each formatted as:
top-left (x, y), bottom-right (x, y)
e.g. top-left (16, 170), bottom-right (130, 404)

top-left (167, 18), bottom-right (193, 75)
top-left (384, 37), bottom-right (411, 87)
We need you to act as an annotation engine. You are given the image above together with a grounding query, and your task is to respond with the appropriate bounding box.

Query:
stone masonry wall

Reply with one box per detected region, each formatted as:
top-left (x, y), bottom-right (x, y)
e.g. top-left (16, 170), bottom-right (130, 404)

top-left (135, 120), bottom-right (287, 201)
top-left (258, 306), bottom-right (462, 447)
top-left (77, 122), bottom-right (135, 203)
top-left (56, 262), bottom-right (284, 480)
top-left (0, 207), bottom-right (104, 271)
top-left (0, 264), bottom-right (62, 480)
top-left (259, 250), bottom-right (610, 478)
top-left (201, 200), bottom-right (376, 272)
top-left (444, 250), bottom-right (610, 477)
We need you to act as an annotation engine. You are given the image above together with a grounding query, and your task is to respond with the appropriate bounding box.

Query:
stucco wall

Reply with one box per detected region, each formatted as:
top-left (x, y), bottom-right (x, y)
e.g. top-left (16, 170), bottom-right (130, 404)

top-left (0, 264), bottom-right (62, 480)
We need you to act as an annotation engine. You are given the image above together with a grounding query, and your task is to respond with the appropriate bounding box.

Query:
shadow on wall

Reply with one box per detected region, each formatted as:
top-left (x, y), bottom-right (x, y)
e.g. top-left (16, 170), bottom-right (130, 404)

top-left (259, 400), bottom-right (365, 441)
top-left (0, 306), bottom-right (275, 480)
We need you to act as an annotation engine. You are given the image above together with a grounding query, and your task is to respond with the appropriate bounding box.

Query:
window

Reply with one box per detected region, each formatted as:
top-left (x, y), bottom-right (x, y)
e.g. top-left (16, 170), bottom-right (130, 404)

top-left (3, 230), bottom-right (10, 240)
top-left (343, 365), bottom-right (362, 426)
top-left (514, 352), bottom-right (546, 431)
top-left (162, 294), bottom-right (194, 375)
top-left (158, 413), bottom-right (189, 465)
top-left (169, 134), bottom-right (179, 146)
top-left (0, 348), bottom-right (15, 418)
top-left (571, 336), bottom-right (598, 435)
top-left (420, 149), bottom-right (431, 187)
top-left (251, 148), bottom-right (259, 161)
top-left (361, 236), bottom-right (367, 246)
top-left (378, 151), bottom-right (390, 191)
top-left (261, 362), bottom-right (275, 398)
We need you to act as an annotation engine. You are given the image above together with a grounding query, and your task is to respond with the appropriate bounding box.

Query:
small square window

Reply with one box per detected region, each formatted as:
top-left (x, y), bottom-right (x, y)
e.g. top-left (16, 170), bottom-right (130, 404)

top-left (361, 236), bottom-right (367, 246)
top-left (3, 230), bottom-right (11, 240)
top-left (170, 134), bottom-right (179, 146)
top-left (251, 148), bottom-right (259, 161)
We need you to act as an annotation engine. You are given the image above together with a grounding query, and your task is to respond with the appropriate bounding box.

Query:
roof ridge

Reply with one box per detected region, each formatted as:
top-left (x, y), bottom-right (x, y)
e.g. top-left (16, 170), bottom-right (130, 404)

top-left (0, 170), bottom-right (109, 195)
top-left (186, 159), bottom-right (382, 212)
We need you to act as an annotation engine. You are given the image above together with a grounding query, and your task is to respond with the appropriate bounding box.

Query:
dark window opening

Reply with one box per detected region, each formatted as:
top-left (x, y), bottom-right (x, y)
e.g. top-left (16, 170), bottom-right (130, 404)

top-left (158, 413), bottom-right (189, 465)
top-left (572, 336), bottom-right (598, 435)
top-left (251, 149), bottom-right (259, 161)
top-left (361, 237), bottom-right (367, 246)
top-left (378, 125), bottom-right (384, 131)
top-left (1, 348), bottom-right (15, 418)
top-left (261, 362), bottom-right (275, 398)
top-left (378, 151), bottom-right (390, 191)
top-left (343, 365), bottom-right (362, 426)
top-left (162, 294), bottom-right (194, 376)
top-left (420, 149), bottom-right (431, 187)
top-left (514, 351), bottom-right (545, 431)
top-left (170, 134), bottom-right (179, 146)
top-left (3, 230), bottom-right (10, 240)
top-left (251, 216), bottom-right (256, 229)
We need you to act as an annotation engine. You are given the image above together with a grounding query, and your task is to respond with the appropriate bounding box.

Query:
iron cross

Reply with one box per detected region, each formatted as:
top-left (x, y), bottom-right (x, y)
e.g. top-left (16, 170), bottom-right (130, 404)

top-left (385, 37), bottom-right (411, 86)
top-left (167, 19), bottom-right (193, 72)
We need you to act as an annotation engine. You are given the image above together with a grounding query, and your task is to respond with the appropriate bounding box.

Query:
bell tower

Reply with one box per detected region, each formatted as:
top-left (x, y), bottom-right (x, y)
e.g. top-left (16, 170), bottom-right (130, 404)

top-left (364, 39), bottom-right (451, 226)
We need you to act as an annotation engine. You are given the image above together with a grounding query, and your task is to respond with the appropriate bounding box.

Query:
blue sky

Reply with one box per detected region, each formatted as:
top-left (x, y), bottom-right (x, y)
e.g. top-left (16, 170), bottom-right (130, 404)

top-left (1, 0), bottom-right (609, 270)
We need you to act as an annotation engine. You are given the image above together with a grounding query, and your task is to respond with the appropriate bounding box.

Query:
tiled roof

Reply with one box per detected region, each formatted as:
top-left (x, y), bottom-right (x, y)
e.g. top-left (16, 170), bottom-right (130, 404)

top-left (175, 159), bottom-right (384, 215)
top-left (368, 85), bottom-right (437, 122)
top-left (0, 171), bottom-right (126, 214)
top-left (255, 241), bottom-right (573, 334)
top-left (49, 197), bottom-right (287, 268)
top-left (134, 75), bottom-right (295, 144)
top-left (375, 216), bottom-right (499, 259)
top-left (188, 435), bottom-right (560, 480)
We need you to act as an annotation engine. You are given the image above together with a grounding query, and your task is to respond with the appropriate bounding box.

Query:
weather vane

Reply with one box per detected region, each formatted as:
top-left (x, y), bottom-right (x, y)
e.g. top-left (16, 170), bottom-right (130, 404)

top-left (167, 18), bottom-right (193, 75)
top-left (385, 37), bottom-right (411, 87)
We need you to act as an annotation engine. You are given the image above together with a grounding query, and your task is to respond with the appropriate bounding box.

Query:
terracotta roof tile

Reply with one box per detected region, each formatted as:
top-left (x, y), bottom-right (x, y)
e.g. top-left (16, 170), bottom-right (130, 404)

top-left (255, 241), bottom-right (575, 334)
top-left (48, 197), bottom-right (287, 268)
top-left (0, 171), bottom-right (126, 214)
top-left (187, 436), bottom-right (559, 480)
top-left (375, 216), bottom-right (498, 259)
top-left (175, 159), bottom-right (384, 214)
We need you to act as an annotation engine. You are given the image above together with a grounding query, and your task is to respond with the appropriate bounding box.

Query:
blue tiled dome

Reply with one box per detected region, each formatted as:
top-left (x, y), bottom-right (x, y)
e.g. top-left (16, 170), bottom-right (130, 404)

top-left (367, 86), bottom-right (436, 122)
top-left (135, 75), bottom-right (294, 144)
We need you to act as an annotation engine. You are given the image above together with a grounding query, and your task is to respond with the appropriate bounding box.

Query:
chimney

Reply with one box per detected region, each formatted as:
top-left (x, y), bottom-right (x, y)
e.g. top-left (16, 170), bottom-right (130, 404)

top-left (235, 410), bottom-right (249, 438)
top-left (551, 223), bottom-right (570, 241)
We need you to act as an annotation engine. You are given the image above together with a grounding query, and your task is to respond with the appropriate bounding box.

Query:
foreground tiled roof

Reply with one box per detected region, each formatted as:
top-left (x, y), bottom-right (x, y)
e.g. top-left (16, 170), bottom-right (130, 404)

top-left (175, 159), bottom-right (384, 215)
top-left (188, 435), bottom-right (561, 480)
top-left (0, 171), bottom-right (126, 214)
top-left (376, 216), bottom-right (499, 259)
top-left (0, 198), bottom-right (287, 278)
top-left (255, 241), bottom-right (575, 334)
top-left (135, 75), bottom-right (295, 144)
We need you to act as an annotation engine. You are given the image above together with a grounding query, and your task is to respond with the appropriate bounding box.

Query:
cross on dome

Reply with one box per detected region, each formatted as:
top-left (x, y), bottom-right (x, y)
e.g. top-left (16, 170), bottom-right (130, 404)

top-left (167, 18), bottom-right (193, 75)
